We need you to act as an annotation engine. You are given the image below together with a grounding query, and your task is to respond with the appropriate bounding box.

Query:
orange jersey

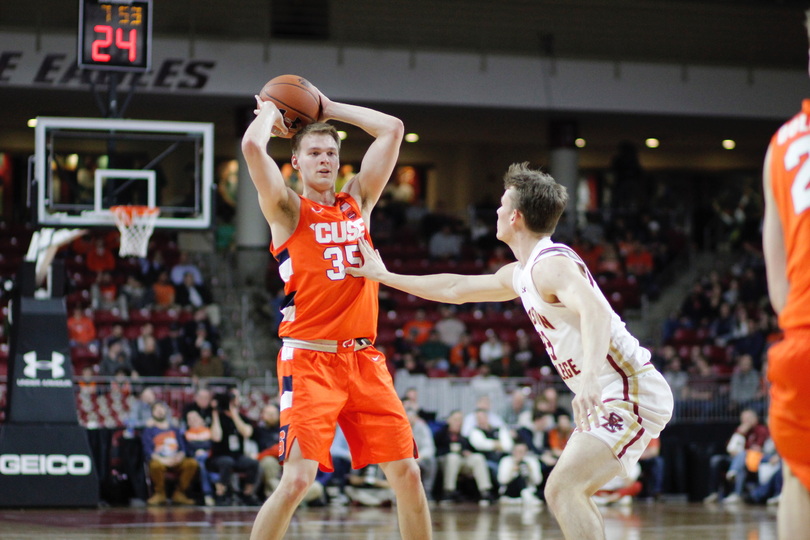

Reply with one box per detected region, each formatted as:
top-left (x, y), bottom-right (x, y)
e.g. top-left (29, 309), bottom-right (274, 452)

top-left (768, 99), bottom-right (810, 331)
top-left (271, 193), bottom-right (379, 341)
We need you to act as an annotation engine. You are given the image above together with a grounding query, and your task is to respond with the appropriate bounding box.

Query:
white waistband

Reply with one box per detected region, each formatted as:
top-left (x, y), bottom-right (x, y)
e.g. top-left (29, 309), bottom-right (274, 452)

top-left (281, 337), bottom-right (373, 353)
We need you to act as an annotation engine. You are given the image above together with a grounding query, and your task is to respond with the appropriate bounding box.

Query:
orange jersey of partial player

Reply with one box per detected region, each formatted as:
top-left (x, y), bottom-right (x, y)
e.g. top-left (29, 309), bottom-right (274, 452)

top-left (271, 193), bottom-right (379, 341)
top-left (768, 98), bottom-right (810, 331)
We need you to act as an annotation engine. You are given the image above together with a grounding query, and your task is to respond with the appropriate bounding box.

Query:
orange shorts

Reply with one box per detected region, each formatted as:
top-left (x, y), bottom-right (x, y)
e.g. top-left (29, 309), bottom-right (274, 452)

top-left (768, 329), bottom-right (810, 490)
top-left (276, 341), bottom-right (415, 472)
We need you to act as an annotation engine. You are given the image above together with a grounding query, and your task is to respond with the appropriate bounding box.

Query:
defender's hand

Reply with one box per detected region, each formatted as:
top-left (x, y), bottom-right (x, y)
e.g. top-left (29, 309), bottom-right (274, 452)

top-left (346, 238), bottom-right (388, 281)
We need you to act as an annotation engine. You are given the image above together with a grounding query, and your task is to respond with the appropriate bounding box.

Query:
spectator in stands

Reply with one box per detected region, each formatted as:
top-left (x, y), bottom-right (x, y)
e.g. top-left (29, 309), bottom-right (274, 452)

top-left (191, 342), bottom-right (225, 379)
top-left (745, 438), bottom-right (783, 506)
top-left (547, 413), bottom-right (574, 460)
top-left (98, 339), bottom-right (136, 377)
top-left (478, 329), bottom-right (506, 367)
top-left (638, 438), bottom-right (665, 500)
top-left (90, 271), bottom-right (126, 313)
top-left (175, 270), bottom-right (213, 312)
top-left (184, 308), bottom-right (220, 351)
top-left (520, 411), bottom-right (558, 489)
top-left (434, 305), bottom-right (467, 348)
top-left (67, 306), bottom-right (97, 347)
top-left (533, 386), bottom-right (570, 421)
top-left (682, 355), bottom-right (721, 417)
top-left (487, 245), bottom-right (511, 273)
top-left (468, 408), bottom-right (513, 505)
top-left (209, 388), bottom-right (261, 506)
top-left (151, 270), bottom-right (177, 310)
top-left (405, 404), bottom-right (437, 502)
top-left (127, 387), bottom-right (158, 430)
top-left (662, 356), bottom-right (689, 402)
top-left (402, 387), bottom-right (438, 426)
top-left (77, 365), bottom-right (97, 395)
top-left (184, 409), bottom-right (215, 506)
top-left (102, 324), bottom-right (133, 362)
top-left (169, 251), bottom-right (204, 286)
top-left (728, 354), bottom-right (765, 415)
top-left (132, 334), bottom-right (166, 378)
top-left (253, 403), bottom-right (282, 498)
top-left (434, 410), bottom-right (490, 504)
top-left (120, 274), bottom-right (154, 311)
top-left (182, 387), bottom-right (214, 427)
top-left (500, 388), bottom-right (533, 436)
top-left (497, 441), bottom-right (543, 506)
top-left (159, 323), bottom-right (187, 375)
top-left (428, 224), bottom-right (463, 260)
top-left (710, 302), bottom-right (738, 347)
top-left (138, 248), bottom-right (167, 286)
top-left (511, 329), bottom-right (541, 371)
top-left (417, 329), bottom-right (451, 372)
top-left (596, 242), bottom-right (623, 279)
top-left (86, 237), bottom-right (116, 274)
top-left (461, 395), bottom-right (505, 437)
top-left (448, 332), bottom-right (478, 375)
top-left (142, 401), bottom-right (198, 506)
top-left (401, 308), bottom-right (433, 346)
top-left (704, 408), bottom-right (770, 504)
top-left (110, 367), bottom-right (133, 398)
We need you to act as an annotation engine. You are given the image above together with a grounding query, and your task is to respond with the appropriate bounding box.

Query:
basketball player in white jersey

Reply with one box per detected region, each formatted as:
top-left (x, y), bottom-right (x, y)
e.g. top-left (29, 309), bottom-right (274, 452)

top-left (348, 162), bottom-right (673, 540)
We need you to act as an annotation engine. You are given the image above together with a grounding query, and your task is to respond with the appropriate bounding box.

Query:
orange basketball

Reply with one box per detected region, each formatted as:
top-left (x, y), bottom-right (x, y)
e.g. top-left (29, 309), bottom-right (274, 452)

top-left (259, 74), bottom-right (321, 138)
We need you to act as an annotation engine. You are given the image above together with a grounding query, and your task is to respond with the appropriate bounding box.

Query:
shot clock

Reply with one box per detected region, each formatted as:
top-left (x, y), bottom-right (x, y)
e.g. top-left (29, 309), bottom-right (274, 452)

top-left (78, 0), bottom-right (152, 72)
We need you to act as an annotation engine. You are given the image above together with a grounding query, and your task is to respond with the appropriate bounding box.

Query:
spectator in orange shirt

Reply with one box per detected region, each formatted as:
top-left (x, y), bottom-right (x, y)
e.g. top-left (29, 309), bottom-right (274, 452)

top-left (86, 237), bottom-right (116, 274)
top-left (401, 308), bottom-right (433, 346)
top-left (547, 413), bottom-right (574, 459)
top-left (448, 332), bottom-right (478, 375)
top-left (152, 270), bottom-right (177, 310)
top-left (624, 240), bottom-right (654, 277)
top-left (67, 306), bottom-right (97, 347)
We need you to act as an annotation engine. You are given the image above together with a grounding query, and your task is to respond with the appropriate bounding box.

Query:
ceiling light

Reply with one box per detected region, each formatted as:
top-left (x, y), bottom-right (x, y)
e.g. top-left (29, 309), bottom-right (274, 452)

top-left (645, 138), bottom-right (660, 149)
top-left (722, 139), bottom-right (736, 150)
top-left (405, 133), bottom-right (419, 143)
top-left (27, 118), bottom-right (37, 128)
top-left (575, 138), bottom-right (586, 148)
top-left (337, 130), bottom-right (348, 140)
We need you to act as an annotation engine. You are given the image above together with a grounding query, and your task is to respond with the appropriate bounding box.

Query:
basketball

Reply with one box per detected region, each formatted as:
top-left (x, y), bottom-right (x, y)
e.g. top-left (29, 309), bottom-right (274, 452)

top-left (259, 74), bottom-right (321, 138)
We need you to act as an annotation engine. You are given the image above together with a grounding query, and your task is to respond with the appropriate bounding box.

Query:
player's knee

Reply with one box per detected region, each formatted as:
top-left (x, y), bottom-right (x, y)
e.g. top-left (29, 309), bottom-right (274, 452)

top-left (385, 460), bottom-right (422, 489)
top-left (544, 471), bottom-right (568, 511)
top-left (279, 469), bottom-right (315, 498)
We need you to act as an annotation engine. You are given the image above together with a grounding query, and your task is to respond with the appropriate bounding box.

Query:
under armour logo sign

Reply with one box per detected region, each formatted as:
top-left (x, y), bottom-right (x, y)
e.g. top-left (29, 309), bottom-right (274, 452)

top-left (601, 412), bottom-right (625, 433)
top-left (23, 351), bottom-right (66, 379)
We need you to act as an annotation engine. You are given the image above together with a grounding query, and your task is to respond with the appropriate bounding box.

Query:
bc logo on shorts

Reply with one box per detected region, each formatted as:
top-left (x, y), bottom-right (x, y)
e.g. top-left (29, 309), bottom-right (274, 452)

top-left (600, 412), bottom-right (625, 433)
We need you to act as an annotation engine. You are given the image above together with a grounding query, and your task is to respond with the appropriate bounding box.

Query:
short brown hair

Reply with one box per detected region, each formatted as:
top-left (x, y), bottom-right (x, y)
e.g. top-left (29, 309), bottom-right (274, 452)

top-left (291, 122), bottom-right (341, 155)
top-left (503, 162), bottom-right (568, 234)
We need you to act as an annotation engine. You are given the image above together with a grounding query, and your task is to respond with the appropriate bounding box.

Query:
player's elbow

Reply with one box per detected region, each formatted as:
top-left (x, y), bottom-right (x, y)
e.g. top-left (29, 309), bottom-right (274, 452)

top-left (241, 134), bottom-right (266, 159)
top-left (386, 117), bottom-right (405, 141)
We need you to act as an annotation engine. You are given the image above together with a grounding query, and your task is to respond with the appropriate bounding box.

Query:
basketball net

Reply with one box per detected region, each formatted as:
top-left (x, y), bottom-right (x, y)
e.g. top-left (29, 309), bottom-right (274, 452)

top-left (110, 205), bottom-right (160, 258)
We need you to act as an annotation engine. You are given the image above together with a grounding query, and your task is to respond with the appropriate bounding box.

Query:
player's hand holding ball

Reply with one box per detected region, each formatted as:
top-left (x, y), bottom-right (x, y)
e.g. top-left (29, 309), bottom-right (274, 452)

top-left (259, 74), bottom-right (322, 138)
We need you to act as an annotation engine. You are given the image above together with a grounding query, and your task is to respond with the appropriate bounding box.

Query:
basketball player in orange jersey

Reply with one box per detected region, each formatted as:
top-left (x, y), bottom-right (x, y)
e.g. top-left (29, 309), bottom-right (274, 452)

top-left (348, 163), bottom-right (672, 540)
top-left (762, 10), bottom-right (810, 537)
top-left (242, 88), bottom-right (431, 539)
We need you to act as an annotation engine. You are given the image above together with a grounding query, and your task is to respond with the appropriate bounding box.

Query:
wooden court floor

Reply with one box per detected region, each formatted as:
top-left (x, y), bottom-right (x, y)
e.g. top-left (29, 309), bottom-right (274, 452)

top-left (0, 498), bottom-right (778, 540)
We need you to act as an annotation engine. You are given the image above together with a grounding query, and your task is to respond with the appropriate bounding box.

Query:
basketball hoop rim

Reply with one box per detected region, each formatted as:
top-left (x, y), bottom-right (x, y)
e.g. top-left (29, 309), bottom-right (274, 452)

top-left (110, 205), bottom-right (161, 217)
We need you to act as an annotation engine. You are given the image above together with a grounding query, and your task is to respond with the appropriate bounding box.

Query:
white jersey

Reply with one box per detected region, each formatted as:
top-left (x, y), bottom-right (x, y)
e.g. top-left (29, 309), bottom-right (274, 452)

top-left (513, 237), bottom-right (673, 476)
top-left (513, 237), bottom-right (655, 396)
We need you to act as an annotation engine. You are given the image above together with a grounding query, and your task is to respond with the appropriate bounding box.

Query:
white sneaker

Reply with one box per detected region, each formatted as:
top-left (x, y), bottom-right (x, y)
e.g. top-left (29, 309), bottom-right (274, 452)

top-left (767, 494), bottom-right (781, 506)
top-left (703, 492), bottom-right (719, 503)
top-left (722, 493), bottom-right (742, 504)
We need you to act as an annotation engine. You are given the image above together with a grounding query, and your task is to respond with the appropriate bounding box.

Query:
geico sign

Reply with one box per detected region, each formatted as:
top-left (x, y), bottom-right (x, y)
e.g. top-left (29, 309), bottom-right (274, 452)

top-left (0, 454), bottom-right (92, 475)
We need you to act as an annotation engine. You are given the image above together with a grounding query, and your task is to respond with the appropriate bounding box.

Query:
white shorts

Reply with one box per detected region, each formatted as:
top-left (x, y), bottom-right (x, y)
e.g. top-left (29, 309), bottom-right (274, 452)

top-left (584, 368), bottom-right (674, 477)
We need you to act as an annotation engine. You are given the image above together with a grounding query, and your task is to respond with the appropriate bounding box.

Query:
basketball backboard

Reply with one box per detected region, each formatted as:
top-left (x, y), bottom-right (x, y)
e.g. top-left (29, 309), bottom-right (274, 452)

top-left (31, 116), bottom-right (213, 229)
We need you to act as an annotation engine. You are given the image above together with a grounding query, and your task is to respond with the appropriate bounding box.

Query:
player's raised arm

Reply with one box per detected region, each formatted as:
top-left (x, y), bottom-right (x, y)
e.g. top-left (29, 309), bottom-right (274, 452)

top-left (346, 238), bottom-right (518, 304)
top-left (317, 91), bottom-right (404, 214)
top-left (241, 97), bottom-right (299, 229)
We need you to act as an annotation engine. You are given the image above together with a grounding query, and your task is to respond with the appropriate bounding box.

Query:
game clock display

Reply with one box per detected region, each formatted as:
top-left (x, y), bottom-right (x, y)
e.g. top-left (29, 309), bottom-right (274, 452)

top-left (78, 0), bottom-right (152, 72)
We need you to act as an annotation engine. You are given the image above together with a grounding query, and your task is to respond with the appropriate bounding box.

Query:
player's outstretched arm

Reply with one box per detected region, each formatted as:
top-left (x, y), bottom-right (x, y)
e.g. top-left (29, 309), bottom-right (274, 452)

top-left (346, 238), bottom-right (518, 304)
top-left (317, 92), bottom-right (404, 212)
